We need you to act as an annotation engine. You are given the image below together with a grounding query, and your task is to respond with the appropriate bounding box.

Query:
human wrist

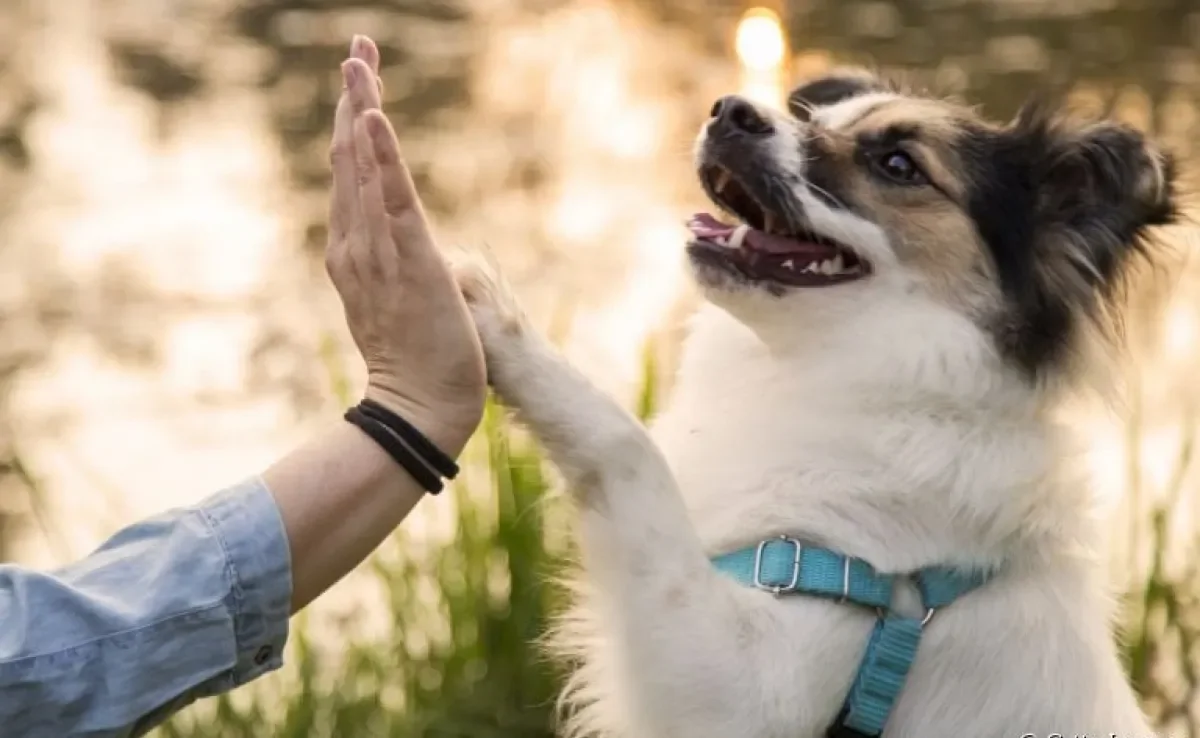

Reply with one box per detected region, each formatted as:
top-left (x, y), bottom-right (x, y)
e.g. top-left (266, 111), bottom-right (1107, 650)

top-left (361, 385), bottom-right (481, 459)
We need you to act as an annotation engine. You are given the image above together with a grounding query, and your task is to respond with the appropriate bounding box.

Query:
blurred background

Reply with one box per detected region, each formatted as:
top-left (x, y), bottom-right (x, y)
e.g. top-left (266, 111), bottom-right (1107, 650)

top-left (0, 0), bottom-right (1198, 735)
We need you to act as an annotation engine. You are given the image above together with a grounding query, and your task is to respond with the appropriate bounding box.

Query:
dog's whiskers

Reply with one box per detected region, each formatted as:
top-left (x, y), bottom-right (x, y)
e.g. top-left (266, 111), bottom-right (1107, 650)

top-left (804, 181), bottom-right (848, 212)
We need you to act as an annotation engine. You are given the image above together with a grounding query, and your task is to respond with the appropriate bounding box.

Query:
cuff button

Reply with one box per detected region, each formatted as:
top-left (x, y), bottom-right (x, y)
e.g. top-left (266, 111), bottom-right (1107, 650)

top-left (253, 645), bottom-right (273, 665)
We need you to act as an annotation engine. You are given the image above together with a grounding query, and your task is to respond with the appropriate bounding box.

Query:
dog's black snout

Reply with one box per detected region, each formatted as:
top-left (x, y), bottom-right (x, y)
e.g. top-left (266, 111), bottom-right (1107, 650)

top-left (709, 95), bottom-right (774, 136)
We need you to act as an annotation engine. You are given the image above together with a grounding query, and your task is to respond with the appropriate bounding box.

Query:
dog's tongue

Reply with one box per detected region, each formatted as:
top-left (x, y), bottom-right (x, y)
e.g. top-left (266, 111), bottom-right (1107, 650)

top-left (687, 212), bottom-right (737, 239)
top-left (687, 212), bottom-right (829, 255)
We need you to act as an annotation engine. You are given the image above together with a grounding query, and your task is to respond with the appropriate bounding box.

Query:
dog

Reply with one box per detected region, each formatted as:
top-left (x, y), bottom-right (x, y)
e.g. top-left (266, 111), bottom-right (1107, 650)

top-left (454, 68), bottom-right (1178, 737)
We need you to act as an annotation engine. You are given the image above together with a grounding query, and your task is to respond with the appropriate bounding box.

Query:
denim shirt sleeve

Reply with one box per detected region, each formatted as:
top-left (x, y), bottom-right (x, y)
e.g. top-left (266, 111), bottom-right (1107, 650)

top-left (0, 477), bottom-right (292, 738)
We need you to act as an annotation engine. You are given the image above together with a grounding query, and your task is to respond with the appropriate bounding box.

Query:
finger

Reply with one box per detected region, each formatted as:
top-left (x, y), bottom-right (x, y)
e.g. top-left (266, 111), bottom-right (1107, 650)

top-left (350, 35), bottom-right (385, 97)
top-left (350, 34), bottom-right (380, 75)
top-left (364, 109), bottom-right (429, 234)
top-left (344, 58), bottom-right (383, 116)
top-left (328, 62), bottom-right (362, 244)
top-left (353, 114), bottom-right (392, 262)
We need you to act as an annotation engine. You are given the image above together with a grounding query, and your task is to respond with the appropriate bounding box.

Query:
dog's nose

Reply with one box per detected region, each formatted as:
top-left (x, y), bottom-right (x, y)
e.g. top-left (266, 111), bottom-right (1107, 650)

top-left (709, 95), bottom-right (774, 136)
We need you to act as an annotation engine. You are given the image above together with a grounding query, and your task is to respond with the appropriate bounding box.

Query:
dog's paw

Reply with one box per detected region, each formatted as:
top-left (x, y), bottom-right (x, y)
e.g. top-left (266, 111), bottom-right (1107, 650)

top-left (451, 251), bottom-right (536, 394)
top-left (453, 252), bottom-right (526, 338)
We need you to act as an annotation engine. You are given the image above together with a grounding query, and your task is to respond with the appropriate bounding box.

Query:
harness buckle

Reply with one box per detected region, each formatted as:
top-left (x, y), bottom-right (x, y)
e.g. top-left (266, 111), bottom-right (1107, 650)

top-left (753, 535), bottom-right (803, 595)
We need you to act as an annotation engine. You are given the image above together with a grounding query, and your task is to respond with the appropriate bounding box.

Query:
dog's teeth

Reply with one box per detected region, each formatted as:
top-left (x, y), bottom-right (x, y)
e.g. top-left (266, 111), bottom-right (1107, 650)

top-left (819, 259), bottom-right (837, 275)
top-left (729, 224), bottom-right (750, 249)
top-left (781, 259), bottom-right (794, 270)
top-left (831, 254), bottom-right (845, 273)
top-left (802, 262), bottom-right (820, 274)
top-left (713, 235), bottom-right (728, 246)
top-left (715, 170), bottom-right (732, 194)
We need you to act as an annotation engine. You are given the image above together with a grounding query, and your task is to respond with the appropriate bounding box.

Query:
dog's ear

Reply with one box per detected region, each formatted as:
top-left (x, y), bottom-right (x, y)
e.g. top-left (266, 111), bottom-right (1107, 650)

top-left (1014, 104), bottom-right (1177, 295)
top-left (1037, 116), bottom-right (1176, 228)
top-left (990, 104), bottom-right (1177, 376)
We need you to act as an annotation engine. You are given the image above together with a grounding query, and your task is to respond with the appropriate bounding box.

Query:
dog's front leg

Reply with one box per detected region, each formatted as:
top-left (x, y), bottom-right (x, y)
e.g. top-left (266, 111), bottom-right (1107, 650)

top-left (455, 260), bottom-right (824, 737)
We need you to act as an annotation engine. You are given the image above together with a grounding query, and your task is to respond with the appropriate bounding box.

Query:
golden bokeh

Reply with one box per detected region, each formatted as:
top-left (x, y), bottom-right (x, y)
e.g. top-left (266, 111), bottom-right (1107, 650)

top-left (736, 7), bottom-right (788, 106)
top-left (736, 8), bottom-right (786, 72)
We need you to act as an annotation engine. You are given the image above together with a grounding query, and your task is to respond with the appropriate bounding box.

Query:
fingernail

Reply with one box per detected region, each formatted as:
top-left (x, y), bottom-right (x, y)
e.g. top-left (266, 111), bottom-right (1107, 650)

top-left (351, 34), bottom-right (367, 57)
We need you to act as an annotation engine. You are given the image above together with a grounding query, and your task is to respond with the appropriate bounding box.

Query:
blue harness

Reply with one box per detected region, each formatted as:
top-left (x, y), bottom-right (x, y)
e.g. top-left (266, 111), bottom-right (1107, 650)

top-left (711, 536), bottom-right (991, 737)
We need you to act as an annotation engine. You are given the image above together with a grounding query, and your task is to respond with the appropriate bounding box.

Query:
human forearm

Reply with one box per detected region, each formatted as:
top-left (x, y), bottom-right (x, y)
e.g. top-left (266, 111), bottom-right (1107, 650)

top-left (0, 480), bottom-right (291, 737)
top-left (262, 406), bottom-right (474, 612)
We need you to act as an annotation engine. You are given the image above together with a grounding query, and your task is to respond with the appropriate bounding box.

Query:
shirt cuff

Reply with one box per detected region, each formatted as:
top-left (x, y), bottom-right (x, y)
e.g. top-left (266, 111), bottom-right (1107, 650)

top-left (196, 477), bottom-right (292, 688)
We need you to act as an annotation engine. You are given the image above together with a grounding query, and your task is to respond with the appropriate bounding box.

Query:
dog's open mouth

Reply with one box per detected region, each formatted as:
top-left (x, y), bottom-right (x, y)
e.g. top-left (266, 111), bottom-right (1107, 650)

top-left (687, 164), bottom-right (869, 288)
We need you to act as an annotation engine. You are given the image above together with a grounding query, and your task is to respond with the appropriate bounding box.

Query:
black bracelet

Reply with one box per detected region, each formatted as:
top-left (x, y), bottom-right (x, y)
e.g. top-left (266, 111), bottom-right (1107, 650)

top-left (357, 398), bottom-right (460, 479)
top-left (344, 406), bottom-right (445, 494)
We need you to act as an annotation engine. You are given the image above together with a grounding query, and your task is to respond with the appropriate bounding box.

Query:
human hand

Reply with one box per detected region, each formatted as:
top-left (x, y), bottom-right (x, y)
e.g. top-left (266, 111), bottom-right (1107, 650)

top-left (325, 36), bottom-right (486, 454)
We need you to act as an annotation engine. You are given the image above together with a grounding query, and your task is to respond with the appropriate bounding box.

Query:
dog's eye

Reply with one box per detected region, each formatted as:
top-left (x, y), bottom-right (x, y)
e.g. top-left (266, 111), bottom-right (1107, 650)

top-left (875, 150), bottom-right (928, 186)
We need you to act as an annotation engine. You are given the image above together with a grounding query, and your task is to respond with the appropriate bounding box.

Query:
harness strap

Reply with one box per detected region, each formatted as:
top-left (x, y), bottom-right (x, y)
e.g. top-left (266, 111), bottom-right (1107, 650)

top-left (711, 536), bottom-right (990, 737)
top-left (914, 567), bottom-right (982, 609)
top-left (835, 615), bottom-right (922, 735)
top-left (712, 537), bottom-right (892, 606)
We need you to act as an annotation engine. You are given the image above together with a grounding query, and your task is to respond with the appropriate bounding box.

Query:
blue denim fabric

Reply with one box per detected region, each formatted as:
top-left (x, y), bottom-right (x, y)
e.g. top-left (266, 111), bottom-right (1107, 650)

top-left (0, 477), bottom-right (292, 737)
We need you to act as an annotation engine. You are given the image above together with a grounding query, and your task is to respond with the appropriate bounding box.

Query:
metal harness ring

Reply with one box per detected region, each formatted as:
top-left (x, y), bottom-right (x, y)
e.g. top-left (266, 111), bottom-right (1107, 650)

top-left (752, 535), bottom-right (803, 595)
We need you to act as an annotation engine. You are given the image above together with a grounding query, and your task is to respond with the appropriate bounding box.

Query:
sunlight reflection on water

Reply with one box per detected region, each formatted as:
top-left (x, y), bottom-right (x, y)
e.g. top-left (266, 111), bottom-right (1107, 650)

top-left (14, 3), bottom-right (326, 563)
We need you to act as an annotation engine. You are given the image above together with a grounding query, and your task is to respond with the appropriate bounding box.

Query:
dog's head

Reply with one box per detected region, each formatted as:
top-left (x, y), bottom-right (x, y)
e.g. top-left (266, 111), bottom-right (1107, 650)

top-left (687, 70), bottom-right (1176, 380)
